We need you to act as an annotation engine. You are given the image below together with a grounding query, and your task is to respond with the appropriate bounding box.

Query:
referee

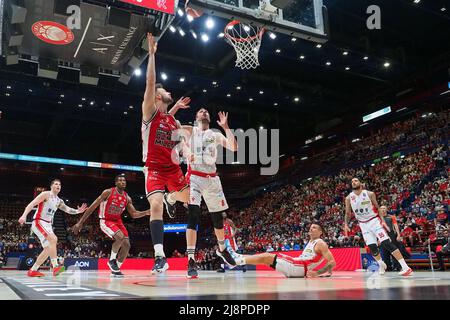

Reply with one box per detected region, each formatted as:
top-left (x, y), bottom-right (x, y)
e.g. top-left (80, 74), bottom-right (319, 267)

top-left (380, 206), bottom-right (409, 271)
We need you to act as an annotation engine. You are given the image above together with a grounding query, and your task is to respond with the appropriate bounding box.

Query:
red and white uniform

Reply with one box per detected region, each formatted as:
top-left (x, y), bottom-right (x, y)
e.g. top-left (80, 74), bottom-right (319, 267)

top-left (349, 190), bottom-right (388, 245)
top-left (280, 239), bottom-right (325, 277)
top-left (99, 188), bottom-right (129, 239)
top-left (141, 110), bottom-right (188, 197)
top-left (224, 220), bottom-right (237, 251)
top-left (186, 127), bottom-right (228, 212)
top-left (31, 193), bottom-right (61, 247)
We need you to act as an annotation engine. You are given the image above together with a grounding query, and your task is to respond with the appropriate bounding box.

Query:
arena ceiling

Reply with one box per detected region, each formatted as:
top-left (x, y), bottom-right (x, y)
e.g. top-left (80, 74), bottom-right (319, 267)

top-left (0, 0), bottom-right (449, 165)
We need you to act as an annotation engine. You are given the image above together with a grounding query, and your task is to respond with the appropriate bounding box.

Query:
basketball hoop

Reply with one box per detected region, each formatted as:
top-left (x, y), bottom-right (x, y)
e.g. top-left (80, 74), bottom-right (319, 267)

top-left (224, 20), bottom-right (265, 70)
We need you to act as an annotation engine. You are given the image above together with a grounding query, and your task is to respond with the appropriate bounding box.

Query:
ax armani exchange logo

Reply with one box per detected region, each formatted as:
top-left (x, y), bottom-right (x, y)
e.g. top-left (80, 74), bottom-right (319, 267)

top-left (89, 26), bottom-right (138, 65)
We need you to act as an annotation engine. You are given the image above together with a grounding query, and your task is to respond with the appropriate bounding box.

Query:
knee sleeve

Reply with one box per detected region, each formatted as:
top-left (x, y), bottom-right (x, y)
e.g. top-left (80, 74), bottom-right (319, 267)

top-left (187, 205), bottom-right (201, 230)
top-left (211, 211), bottom-right (224, 229)
top-left (381, 239), bottom-right (398, 253)
top-left (368, 244), bottom-right (380, 257)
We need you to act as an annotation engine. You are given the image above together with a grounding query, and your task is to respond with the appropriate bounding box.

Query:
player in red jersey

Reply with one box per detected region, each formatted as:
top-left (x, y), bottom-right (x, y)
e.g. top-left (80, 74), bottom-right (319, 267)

top-left (18, 179), bottom-right (88, 277)
top-left (72, 174), bottom-right (150, 277)
top-left (141, 33), bottom-right (190, 274)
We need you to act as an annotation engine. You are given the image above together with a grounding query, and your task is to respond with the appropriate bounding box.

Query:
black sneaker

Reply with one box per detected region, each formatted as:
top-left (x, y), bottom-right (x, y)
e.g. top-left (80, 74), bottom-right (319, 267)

top-left (216, 249), bottom-right (236, 267)
top-left (107, 259), bottom-right (120, 272)
top-left (110, 271), bottom-right (124, 278)
top-left (152, 256), bottom-right (169, 274)
top-left (163, 193), bottom-right (176, 219)
top-left (216, 267), bottom-right (225, 273)
top-left (187, 258), bottom-right (199, 279)
top-left (242, 265), bottom-right (247, 273)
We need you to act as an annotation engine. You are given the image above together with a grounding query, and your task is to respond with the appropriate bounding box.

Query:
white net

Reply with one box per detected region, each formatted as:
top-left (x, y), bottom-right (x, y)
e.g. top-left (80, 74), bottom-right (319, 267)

top-left (224, 21), bottom-right (265, 70)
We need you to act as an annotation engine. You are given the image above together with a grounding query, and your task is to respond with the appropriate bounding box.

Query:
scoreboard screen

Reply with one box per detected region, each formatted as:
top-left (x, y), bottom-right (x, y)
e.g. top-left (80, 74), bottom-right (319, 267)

top-left (118, 0), bottom-right (176, 14)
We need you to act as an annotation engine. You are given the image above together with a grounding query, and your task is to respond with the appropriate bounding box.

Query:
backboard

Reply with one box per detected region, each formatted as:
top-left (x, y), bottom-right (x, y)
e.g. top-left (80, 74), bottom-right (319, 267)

top-left (187, 0), bottom-right (329, 43)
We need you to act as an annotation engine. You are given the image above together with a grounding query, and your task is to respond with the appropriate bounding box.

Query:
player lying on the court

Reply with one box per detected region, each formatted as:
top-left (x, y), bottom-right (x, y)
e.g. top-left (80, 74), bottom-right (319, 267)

top-left (18, 179), bottom-right (88, 277)
top-left (141, 33), bottom-right (191, 274)
top-left (72, 174), bottom-right (150, 277)
top-left (344, 177), bottom-right (413, 276)
top-left (218, 224), bottom-right (336, 278)
top-left (168, 107), bottom-right (239, 278)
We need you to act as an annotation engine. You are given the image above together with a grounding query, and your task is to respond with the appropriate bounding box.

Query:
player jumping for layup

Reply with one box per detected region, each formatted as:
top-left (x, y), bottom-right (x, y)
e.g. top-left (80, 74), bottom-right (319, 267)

top-left (72, 174), bottom-right (150, 277)
top-left (18, 179), bottom-right (87, 277)
top-left (169, 107), bottom-right (238, 278)
top-left (220, 224), bottom-right (336, 278)
top-left (142, 33), bottom-right (190, 274)
top-left (344, 178), bottom-right (413, 276)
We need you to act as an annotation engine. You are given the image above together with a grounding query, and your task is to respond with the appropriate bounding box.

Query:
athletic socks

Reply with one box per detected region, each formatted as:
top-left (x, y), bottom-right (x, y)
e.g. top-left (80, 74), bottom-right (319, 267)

top-left (398, 258), bottom-right (409, 270)
top-left (110, 250), bottom-right (118, 261)
top-left (269, 255), bottom-right (277, 269)
top-left (51, 258), bottom-right (58, 268)
top-left (150, 220), bottom-right (165, 257)
top-left (117, 261), bottom-right (123, 269)
top-left (187, 246), bottom-right (196, 261)
top-left (31, 264), bottom-right (39, 271)
top-left (218, 240), bottom-right (226, 251)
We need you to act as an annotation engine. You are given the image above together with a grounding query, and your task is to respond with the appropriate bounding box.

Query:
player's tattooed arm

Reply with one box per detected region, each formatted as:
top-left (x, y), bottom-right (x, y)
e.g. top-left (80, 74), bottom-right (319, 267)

top-left (142, 33), bottom-right (158, 123)
top-left (18, 191), bottom-right (49, 225)
top-left (344, 196), bottom-right (351, 235)
top-left (59, 200), bottom-right (88, 215)
top-left (126, 196), bottom-right (150, 219)
top-left (307, 242), bottom-right (336, 277)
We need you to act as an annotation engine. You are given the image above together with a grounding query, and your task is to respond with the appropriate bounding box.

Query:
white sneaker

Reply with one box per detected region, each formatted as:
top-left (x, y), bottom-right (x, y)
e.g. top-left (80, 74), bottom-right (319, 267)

top-left (398, 267), bottom-right (413, 276)
top-left (378, 260), bottom-right (387, 275)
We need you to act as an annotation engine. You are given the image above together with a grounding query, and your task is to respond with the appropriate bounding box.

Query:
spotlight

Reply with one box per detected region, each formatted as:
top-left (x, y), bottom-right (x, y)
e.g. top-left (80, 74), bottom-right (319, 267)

top-left (363, 56), bottom-right (369, 60)
top-left (177, 8), bottom-right (184, 16)
top-left (206, 18), bottom-right (215, 29)
top-left (134, 69), bottom-right (142, 76)
top-left (275, 49), bottom-right (281, 53)
top-left (190, 30), bottom-right (197, 39)
top-left (326, 61), bottom-right (331, 66)
top-left (179, 77), bottom-right (185, 82)
top-left (316, 44), bottom-right (322, 48)
top-left (343, 51), bottom-right (348, 55)
top-left (161, 72), bottom-right (168, 80)
top-left (299, 55), bottom-right (305, 60)
top-left (294, 97), bottom-right (300, 102)
top-left (269, 32), bottom-right (277, 39)
top-left (187, 15), bottom-right (194, 22)
top-left (201, 33), bottom-right (209, 42)
top-left (345, 66), bottom-right (350, 70)
top-left (291, 37), bottom-right (297, 42)
top-left (218, 32), bottom-right (225, 38)
top-left (384, 62), bottom-right (390, 68)
top-left (178, 28), bottom-right (186, 37)
top-left (169, 26), bottom-right (176, 33)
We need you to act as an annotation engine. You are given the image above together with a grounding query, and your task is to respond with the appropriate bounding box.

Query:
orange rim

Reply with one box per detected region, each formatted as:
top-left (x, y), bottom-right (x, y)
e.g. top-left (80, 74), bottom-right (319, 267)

top-left (224, 20), bottom-right (265, 43)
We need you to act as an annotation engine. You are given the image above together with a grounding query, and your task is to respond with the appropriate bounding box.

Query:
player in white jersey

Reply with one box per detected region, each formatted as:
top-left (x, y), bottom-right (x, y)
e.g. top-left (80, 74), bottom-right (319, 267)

top-left (169, 107), bottom-right (238, 278)
top-left (18, 179), bottom-right (87, 277)
top-left (344, 177), bottom-right (413, 276)
top-left (219, 224), bottom-right (336, 278)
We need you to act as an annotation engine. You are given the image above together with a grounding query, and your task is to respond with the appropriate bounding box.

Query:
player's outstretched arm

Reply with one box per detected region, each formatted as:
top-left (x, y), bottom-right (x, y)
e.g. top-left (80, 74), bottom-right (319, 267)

top-left (142, 33), bottom-right (158, 123)
top-left (306, 242), bottom-right (336, 278)
top-left (126, 196), bottom-right (151, 219)
top-left (216, 111), bottom-right (238, 151)
top-left (59, 200), bottom-right (87, 215)
top-left (168, 97), bottom-right (191, 116)
top-left (18, 191), bottom-right (49, 225)
top-left (72, 189), bottom-right (110, 234)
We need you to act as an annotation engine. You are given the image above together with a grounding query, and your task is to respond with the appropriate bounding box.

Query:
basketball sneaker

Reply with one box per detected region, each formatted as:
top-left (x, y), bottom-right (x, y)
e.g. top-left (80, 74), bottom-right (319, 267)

top-left (378, 260), bottom-right (387, 275)
top-left (187, 258), bottom-right (199, 279)
top-left (52, 265), bottom-right (65, 277)
top-left (27, 270), bottom-right (45, 277)
top-left (216, 249), bottom-right (236, 267)
top-left (110, 271), bottom-right (125, 278)
top-left (163, 193), bottom-right (176, 219)
top-left (398, 267), bottom-right (413, 276)
top-left (152, 256), bottom-right (169, 274)
top-left (107, 259), bottom-right (120, 272)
